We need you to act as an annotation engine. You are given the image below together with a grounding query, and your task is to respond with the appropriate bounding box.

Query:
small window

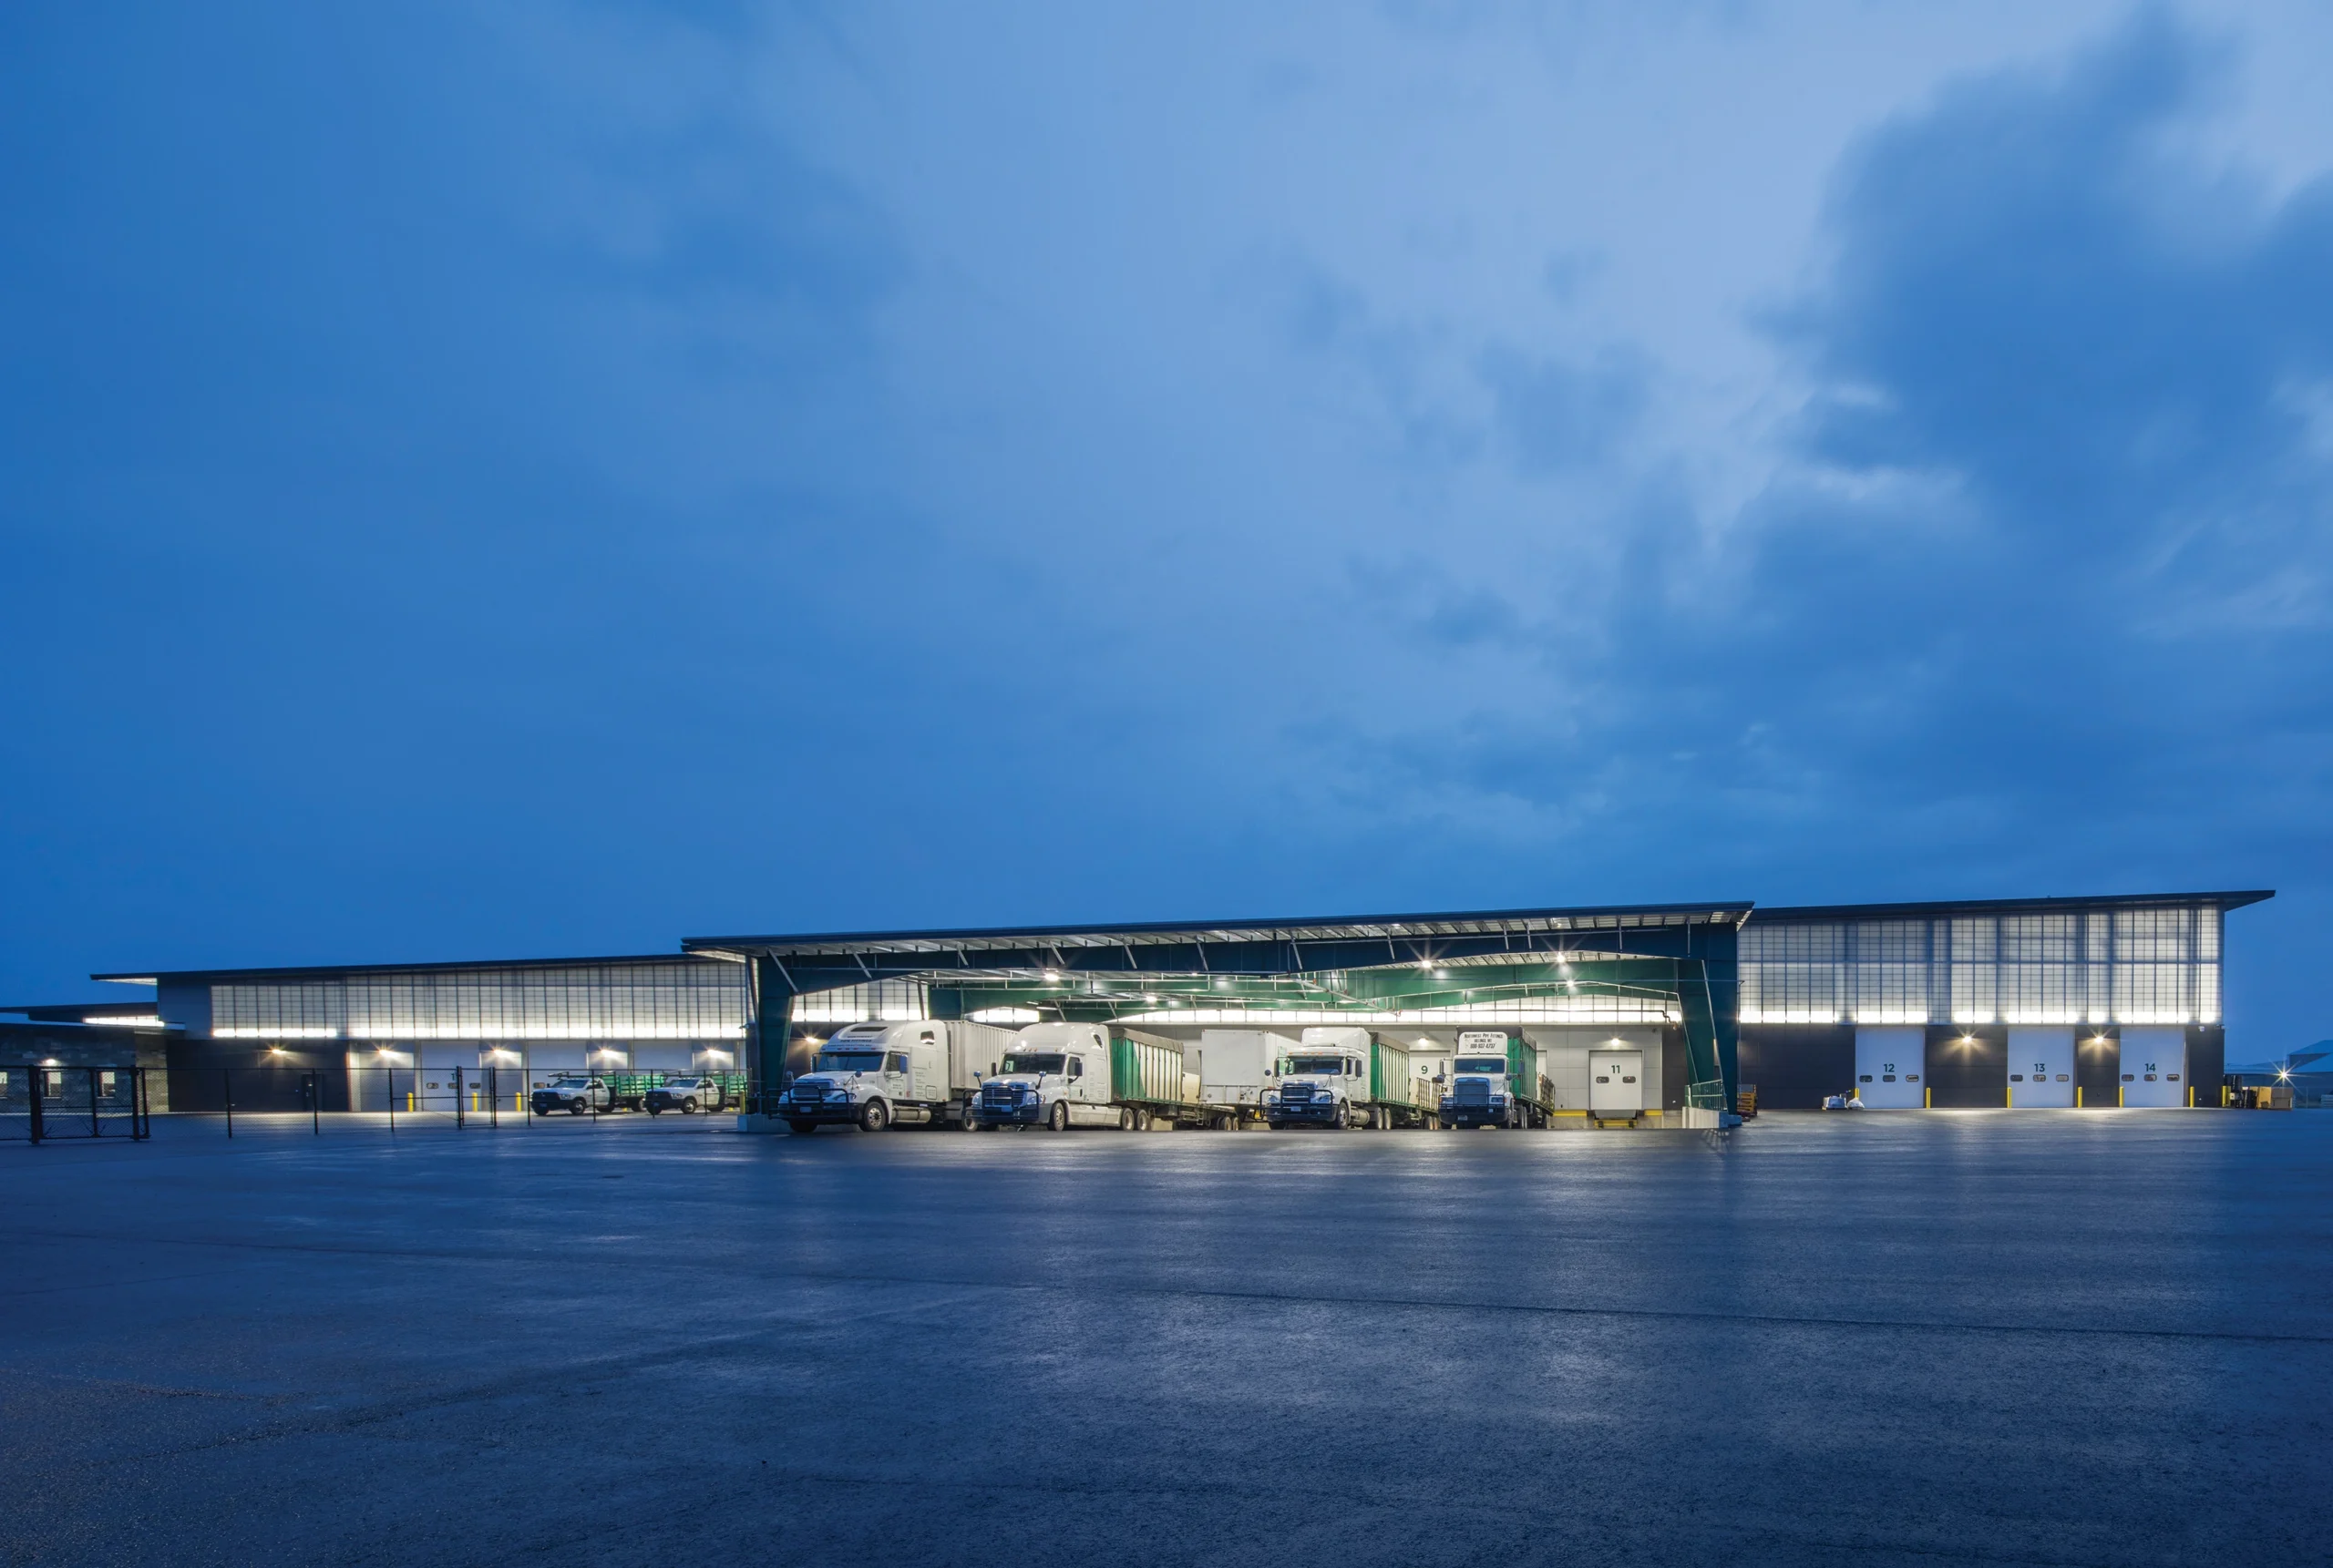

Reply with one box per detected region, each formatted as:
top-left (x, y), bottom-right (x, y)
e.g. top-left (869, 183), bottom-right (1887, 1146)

top-left (1906, 1075), bottom-right (1919, 1082)
top-left (1858, 1074), bottom-right (1873, 1082)
top-left (2143, 1074), bottom-right (2157, 1081)
top-left (2055, 1074), bottom-right (2069, 1082)
top-left (1595, 1076), bottom-right (1608, 1084)
top-left (2122, 1073), bottom-right (2134, 1081)
top-left (1882, 1074), bottom-right (1896, 1082)
top-left (1068, 1056), bottom-right (1084, 1078)
top-left (2011, 1074), bottom-right (2024, 1082)
top-left (2167, 1073), bottom-right (2179, 1081)
top-left (886, 1053), bottom-right (909, 1073)
top-left (1621, 1075), bottom-right (1636, 1083)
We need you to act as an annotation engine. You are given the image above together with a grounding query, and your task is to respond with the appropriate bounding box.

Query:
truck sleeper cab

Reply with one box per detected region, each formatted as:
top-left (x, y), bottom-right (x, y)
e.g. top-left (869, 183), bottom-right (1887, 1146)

top-left (974, 1023), bottom-right (1121, 1130)
top-left (779, 1020), bottom-right (1012, 1133)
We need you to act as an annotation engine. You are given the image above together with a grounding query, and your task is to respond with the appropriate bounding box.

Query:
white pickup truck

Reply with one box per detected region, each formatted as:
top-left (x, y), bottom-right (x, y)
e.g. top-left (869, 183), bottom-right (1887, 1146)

top-left (776, 1020), bottom-right (1016, 1132)
top-left (530, 1075), bottom-right (612, 1116)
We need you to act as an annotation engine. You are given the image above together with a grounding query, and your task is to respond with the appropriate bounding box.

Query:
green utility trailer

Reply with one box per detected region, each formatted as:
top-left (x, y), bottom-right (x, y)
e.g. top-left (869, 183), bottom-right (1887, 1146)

top-left (608, 1072), bottom-right (664, 1111)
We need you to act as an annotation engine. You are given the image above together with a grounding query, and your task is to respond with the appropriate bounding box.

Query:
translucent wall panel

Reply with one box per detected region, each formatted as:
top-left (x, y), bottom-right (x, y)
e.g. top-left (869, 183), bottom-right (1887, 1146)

top-left (1742, 904), bottom-right (2224, 1028)
top-left (214, 962), bottom-right (748, 1040)
top-left (793, 980), bottom-right (930, 1024)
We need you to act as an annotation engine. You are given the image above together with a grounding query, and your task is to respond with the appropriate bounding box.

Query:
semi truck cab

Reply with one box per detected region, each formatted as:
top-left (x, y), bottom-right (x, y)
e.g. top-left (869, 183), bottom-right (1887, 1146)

top-left (975, 1023), bottom-right (1118, 1130)
top-left (1265, 1039), bottom-right (1368, 1129)
top-left (1442, 1030), bottom-right (1526, 1129)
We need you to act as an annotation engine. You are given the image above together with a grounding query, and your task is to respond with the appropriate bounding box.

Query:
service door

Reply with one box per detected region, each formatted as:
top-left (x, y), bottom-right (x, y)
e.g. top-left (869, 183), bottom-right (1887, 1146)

top-left (1588, 1051), bottom-right (1643, 1115)
top-left (1855, 1027), bottom-right (1926, 1109)
top-left (2118, 1027), bottom-right (2187, 1107)
top-left (2007, 1027), bottom-right (2075, 1108)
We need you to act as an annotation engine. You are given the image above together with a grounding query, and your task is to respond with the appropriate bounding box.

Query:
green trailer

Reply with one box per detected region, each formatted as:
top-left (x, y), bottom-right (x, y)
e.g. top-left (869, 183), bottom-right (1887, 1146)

top-left (1364, 1035), bottom-right (1437, 1128)
top-left (1106, 1026), bottom-right (1239, 1129)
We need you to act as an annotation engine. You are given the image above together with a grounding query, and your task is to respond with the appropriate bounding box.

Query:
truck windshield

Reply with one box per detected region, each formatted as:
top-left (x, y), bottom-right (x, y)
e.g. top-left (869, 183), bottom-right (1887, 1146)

top-left (544, 1077), bottom-right (588, 1088)
top-left (662, 1078), bottom-right (702, 1089)
top-left (1000, 1052), bottom-right (1066, 1074)
top-left (1454, 1058), bottom-right (1507, 1073)
top-left (1286, 1055), bottom-right (1348, 1075)
top-left (814, 1051), bottom-right (885, 1073)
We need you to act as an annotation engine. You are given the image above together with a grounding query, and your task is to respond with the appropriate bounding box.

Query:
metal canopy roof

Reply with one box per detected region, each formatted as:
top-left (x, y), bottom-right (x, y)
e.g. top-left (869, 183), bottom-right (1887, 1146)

top-left (683, 901), bottom-right (1754, 961)
top-left (92, 952), bottom-right (734, 986)
top-left (1753, 889), bottom-right (2274, 922)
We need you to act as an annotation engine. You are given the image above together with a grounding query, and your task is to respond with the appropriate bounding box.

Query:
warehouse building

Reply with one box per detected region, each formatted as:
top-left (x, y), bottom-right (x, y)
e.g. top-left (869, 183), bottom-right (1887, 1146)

top-left (77, 888), bottom-right (2264, 1117)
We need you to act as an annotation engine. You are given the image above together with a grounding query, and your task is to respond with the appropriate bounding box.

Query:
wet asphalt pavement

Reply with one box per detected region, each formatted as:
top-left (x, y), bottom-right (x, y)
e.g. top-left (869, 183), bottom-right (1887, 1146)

top-left (1, 1111), bottom-right (2328, 1567)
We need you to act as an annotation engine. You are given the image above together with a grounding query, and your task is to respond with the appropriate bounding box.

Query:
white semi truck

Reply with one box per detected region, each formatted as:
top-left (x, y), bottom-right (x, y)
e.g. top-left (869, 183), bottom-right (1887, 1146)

top-left (1439, 1028), bottom-right (1552, 1129)
top-left (1264, 1027), bottom-right (1429, 1129)
top-left (971, 1022), bottom-right (1195, 1130)
top-left (776, 1020), bottom-right (1017, 1132)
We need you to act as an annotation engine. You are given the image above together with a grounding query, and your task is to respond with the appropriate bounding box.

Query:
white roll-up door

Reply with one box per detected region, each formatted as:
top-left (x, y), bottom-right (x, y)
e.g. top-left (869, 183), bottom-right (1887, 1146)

top-left (2118, 1027), bottom-right (2188, 1107)
top-left (2007, 1027), bottom-right (2074, 1107)
top-left (1855, 1027), bottom-right (1926, 1108)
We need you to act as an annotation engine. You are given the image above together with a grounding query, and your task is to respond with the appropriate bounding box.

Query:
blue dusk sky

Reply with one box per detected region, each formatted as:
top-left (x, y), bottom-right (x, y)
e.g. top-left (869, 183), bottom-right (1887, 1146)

top-left (5, 4), bottom-right (2331, 1048)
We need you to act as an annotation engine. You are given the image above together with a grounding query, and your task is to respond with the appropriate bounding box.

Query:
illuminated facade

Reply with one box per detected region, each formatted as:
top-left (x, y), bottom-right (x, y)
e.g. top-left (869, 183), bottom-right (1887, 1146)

top-left (99, 889), bottom-right (2266, 1112)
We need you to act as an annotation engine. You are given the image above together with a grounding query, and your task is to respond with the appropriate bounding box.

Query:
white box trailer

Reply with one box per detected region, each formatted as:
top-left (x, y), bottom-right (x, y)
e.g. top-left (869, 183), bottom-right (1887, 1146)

top-left (1196, 1029), bottom-right (1297, 1125)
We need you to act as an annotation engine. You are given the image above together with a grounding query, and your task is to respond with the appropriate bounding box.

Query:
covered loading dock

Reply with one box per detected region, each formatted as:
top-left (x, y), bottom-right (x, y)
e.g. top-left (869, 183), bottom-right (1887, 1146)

top-left (682, 903), bottom-right (1752, 1127)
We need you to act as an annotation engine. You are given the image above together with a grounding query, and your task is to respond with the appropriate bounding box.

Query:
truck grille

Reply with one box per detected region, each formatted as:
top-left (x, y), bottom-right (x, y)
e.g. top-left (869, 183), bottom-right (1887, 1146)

top-left (1281, 1085), bottom-right (1315, 1102)
top-left (1454, 1081), bottom-right (1490, 1105)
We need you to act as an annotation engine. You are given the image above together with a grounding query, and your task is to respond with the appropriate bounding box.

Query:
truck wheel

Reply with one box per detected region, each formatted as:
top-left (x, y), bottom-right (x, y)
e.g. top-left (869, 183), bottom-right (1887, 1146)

top-left (858, 1100), bottom-right (890, 1132)
top-left (786, 1119), bottom-right (816, 1135)
top-left (683, 1098), bottom-right (700, 1113)
top-left (1331, 1105), bottom-right (1349, 1130)
top-left (1048, 1100), bottom-right (1070, 1132)
top-left (569, 1102), bottom-right (587, 1115)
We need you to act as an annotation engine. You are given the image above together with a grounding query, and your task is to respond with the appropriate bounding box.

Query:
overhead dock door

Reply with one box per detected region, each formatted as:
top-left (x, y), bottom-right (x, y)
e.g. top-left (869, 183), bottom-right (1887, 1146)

top-left (2007, 1027), bottom-right (2074, 1107)
top-left (2118, 1026), bottom-right (2188, 1107)
top-left (1854, 1027), bottom-right (1925, 1108)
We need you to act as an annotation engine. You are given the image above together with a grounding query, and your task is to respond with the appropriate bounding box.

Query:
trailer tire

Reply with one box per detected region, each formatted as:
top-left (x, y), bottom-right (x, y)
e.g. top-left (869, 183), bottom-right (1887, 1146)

top-left (1048, 1100), bottom-right (1071, 1132)
top-left (858, 1100), bottom-right (890, 1132)
top-left (1117, 1106), bottom-right (1134, 1131)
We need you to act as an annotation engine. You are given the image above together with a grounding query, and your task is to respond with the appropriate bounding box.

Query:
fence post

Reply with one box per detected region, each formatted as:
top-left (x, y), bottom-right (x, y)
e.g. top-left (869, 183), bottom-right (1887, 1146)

top-left (223, 1067), bottom-right (233, 1138)
top-left (387, 1067), bottom-right (396, 1132)
top-left (134, 1066), bottom-right (149, 1141)
top-left (488, 1065), bottom-right (499, 1131)
top-left (312, 1071), bottom-right (321, 1135)
top-left (90, 1067), bottom-right (101, 1138)
top-left (28, 1066), bottom-right (44, 1146)
top-left (455, 1065), bottom-right (465, 1131)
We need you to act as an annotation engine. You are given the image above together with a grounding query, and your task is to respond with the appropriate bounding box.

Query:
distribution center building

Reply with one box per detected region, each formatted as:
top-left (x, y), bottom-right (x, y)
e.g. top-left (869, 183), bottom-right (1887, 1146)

top-left (51, 887), bottom-right (2265, 1117)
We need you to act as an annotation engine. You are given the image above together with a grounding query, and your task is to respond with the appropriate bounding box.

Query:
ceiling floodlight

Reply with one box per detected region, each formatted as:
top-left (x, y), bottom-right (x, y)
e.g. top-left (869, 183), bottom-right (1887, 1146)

top-left (1043, 969), bottom-right (1060, 982)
